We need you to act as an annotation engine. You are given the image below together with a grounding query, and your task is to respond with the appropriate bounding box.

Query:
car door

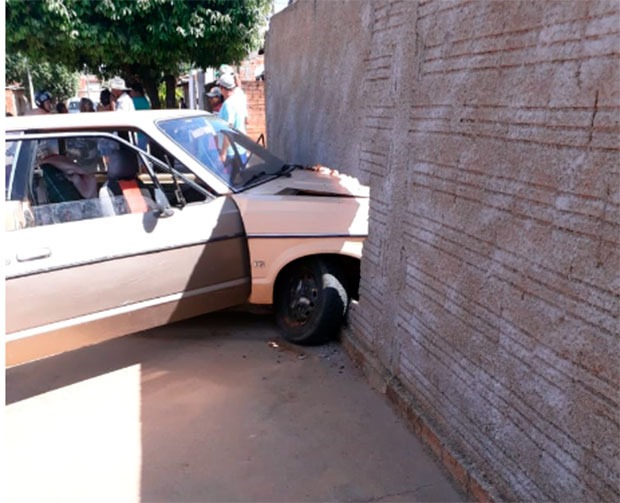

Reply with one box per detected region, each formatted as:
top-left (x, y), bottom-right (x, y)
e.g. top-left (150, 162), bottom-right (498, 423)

top-left (5, 132), bottom-right (251, 367)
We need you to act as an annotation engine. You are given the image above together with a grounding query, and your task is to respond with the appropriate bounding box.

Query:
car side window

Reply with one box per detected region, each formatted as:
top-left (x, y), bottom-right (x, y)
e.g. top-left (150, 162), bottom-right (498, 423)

top-left (65, 137), bottom-right (106, 172)
top-left (6, 135), bottom-right (161, 230)
top-left (100, 129), bottom-right (213, 205)
top-left (145, 139), bottom-right (214, 204)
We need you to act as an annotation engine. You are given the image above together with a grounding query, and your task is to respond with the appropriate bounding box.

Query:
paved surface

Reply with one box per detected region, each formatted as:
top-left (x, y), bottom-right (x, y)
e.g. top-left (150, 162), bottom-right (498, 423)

top-left (6, 310), bottom-right (467, 503)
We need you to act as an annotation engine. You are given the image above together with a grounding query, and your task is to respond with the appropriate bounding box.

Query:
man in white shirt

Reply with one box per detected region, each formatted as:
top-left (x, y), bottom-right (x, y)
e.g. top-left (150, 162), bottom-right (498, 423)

top-left (109, 77), bottom-right (135, 112)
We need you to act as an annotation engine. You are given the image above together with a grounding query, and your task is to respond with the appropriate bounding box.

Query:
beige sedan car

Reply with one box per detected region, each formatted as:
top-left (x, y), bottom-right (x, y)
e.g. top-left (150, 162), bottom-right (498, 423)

top-left (5, 110), bottom-right (368, 366)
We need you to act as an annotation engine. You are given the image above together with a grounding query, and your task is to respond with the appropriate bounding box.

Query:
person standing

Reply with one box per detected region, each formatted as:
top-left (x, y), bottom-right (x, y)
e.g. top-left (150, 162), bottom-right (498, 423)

top-left (56, 102), bottom-right (69, 114)
top-left (129, 82), bottom-right (150, 150)
top-left (79, 98), bottom-right (95, 112)
top-left (217, 73), bottom-right (246, 133)
top-left (217, 73), bottom-right (248, 169)
top-left (26, 90), bottom-right (53, 115)
top-left (218, 64), bottom-right (243, 92)
top-left (97, 88), bottom-right (115, 111)
top-left (206, 86), bottom-right (223, 114)
top-left (130, 82), bottom-right (151, 110)
top-left (218, 64), bottom-right (248, 126)
top-left (109, 77), bottom-right (135, 112)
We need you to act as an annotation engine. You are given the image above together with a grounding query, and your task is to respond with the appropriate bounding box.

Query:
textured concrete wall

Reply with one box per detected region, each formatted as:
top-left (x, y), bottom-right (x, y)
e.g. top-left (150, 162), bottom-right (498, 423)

top-left (265, 0), bottom-right (373, 174)
top-left (266, 1), bottom-right (620, 502)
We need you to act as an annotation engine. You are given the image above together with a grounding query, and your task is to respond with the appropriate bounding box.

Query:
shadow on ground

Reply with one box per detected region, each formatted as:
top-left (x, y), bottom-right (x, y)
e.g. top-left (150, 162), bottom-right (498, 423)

top-left (6, 310), bottom-right (466, 503)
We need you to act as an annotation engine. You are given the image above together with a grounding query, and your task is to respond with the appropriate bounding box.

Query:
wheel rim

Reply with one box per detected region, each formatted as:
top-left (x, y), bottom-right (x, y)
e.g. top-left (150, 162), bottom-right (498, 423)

top-left (288, 271), bottom-right (319, 324)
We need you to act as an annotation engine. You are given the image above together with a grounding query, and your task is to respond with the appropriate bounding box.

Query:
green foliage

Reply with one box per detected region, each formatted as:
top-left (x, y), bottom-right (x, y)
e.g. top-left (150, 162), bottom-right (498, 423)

top-left (6, 53), bottom-right (79, 103)
top-left (158, 80), bottom-right (185, 108)
top-left (6, 0), bottom-right (272, 108)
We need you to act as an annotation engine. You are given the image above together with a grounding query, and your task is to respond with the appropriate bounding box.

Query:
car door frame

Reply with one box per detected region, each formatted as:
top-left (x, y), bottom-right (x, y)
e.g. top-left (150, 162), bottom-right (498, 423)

top-left (5, 131), bottom-right (251, 367)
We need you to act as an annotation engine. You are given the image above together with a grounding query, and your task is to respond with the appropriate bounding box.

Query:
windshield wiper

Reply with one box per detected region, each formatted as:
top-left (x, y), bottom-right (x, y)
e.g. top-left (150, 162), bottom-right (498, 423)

top-left (279, 164), bottom-right (301, 177)
top-left (241, 169), bottom-right (269, 187)
top-left (239, 164), bottom-right (300, 189)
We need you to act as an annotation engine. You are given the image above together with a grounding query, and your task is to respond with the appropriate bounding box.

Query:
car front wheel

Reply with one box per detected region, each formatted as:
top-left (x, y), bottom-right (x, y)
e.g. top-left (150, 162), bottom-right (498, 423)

top-left (275, 258), bottom-right (349, 345)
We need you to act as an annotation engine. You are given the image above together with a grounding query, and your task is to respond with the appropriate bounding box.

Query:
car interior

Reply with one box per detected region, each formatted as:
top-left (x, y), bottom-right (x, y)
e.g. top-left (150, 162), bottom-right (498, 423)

top-left (8, 129), bottom-right (214, 228)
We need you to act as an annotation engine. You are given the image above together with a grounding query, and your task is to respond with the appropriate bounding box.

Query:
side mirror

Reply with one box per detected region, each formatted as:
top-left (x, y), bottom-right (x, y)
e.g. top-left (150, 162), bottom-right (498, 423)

top-left (153, 188), bottom-right (174, 218)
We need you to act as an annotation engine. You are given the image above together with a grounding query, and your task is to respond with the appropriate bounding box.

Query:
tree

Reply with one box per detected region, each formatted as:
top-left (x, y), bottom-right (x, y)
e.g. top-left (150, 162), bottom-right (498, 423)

top-left (6, 0), bottom-right (271, 109)
top-left (6, 53), bottom-right (79, 104)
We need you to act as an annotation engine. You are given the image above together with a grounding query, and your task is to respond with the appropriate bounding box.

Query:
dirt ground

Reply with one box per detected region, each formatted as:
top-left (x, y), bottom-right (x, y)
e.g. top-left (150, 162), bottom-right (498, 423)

top-left (5, 310), bottom-right (466, 503)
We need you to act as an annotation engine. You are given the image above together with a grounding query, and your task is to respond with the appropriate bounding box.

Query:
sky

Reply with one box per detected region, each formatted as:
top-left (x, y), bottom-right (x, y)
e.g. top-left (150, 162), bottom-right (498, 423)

top-left (272, 0), bottom-right (290, 15)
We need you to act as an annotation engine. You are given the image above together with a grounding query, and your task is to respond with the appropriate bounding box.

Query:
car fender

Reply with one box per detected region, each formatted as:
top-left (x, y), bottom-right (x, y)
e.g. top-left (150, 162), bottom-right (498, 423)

top-left (245, 236), bottom-right (364, 304)
top-left (232, 192), bottom-right (368, 305)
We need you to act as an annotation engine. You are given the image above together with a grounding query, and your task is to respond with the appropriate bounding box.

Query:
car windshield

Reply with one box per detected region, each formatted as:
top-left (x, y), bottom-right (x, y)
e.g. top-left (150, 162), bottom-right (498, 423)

top-left (156, 115), bottom-right (287, 191)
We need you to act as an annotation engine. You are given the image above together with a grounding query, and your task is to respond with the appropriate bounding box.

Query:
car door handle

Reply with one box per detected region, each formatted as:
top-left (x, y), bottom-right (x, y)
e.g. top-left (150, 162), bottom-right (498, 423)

top-left (16, 248), bottom-right (52, 262)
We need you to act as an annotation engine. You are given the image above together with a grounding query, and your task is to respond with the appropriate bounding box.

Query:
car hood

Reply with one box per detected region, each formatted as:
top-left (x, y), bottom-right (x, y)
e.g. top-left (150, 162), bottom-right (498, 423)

top-left (232, 166), bottom-right (369, 238)
top-left (244, 166), bottom-right (369, 198)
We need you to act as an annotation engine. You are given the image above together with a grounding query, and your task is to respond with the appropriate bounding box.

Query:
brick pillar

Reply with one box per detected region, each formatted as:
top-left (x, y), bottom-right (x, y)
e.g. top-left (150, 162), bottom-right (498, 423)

top-left (242, 80), bottom-right (266, 146)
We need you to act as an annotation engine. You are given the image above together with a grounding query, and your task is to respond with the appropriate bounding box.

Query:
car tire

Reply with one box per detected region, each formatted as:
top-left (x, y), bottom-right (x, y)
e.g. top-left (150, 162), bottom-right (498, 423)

top-left (275, 258), bottom-right (349, 345)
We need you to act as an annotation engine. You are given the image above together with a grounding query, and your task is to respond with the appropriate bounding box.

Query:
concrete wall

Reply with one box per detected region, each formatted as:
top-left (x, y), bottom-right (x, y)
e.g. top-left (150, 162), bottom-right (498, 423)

top-left (265, 0), bottom-right (373, 172)
top-left (266, 1), bottom-right (620, 501)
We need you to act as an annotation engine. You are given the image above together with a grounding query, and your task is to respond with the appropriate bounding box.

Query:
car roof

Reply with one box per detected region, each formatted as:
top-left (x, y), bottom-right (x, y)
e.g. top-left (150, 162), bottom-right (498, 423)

top-left (5, 109), bottom-right (211, 133)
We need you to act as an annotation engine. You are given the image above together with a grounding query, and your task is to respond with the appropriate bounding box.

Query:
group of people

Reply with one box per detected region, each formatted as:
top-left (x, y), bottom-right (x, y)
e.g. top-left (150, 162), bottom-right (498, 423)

top-left (15, 67), bottom-right (250, 194)
top-left (26, 77), bottom-right (151, 116)
top-left (25, 68), bottom-right (246, 125)
top-left (206, 65), bottom-right (250, 171)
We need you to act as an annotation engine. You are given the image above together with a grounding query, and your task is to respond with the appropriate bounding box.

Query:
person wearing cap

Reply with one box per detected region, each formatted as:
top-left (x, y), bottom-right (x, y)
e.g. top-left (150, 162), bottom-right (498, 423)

top-left (217, 73), bottom-right (247, 133)
top-left (109, 76), bottom-right (135, 112)
top-left (26, 90), bottom-right (54, 115)
top-left (206, 86), bottom-right (223, 114)
top-left (217, 72), bottom-right (249, 169)
top-left (218, 64), bottom-right (248, 125)
top-left (218, 64), bottom-right (244, 92)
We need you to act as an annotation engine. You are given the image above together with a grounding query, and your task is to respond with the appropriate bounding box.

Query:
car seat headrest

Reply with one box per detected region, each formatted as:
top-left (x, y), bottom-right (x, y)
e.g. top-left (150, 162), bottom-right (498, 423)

top-left (107, 148), bottom-right (139, 180)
